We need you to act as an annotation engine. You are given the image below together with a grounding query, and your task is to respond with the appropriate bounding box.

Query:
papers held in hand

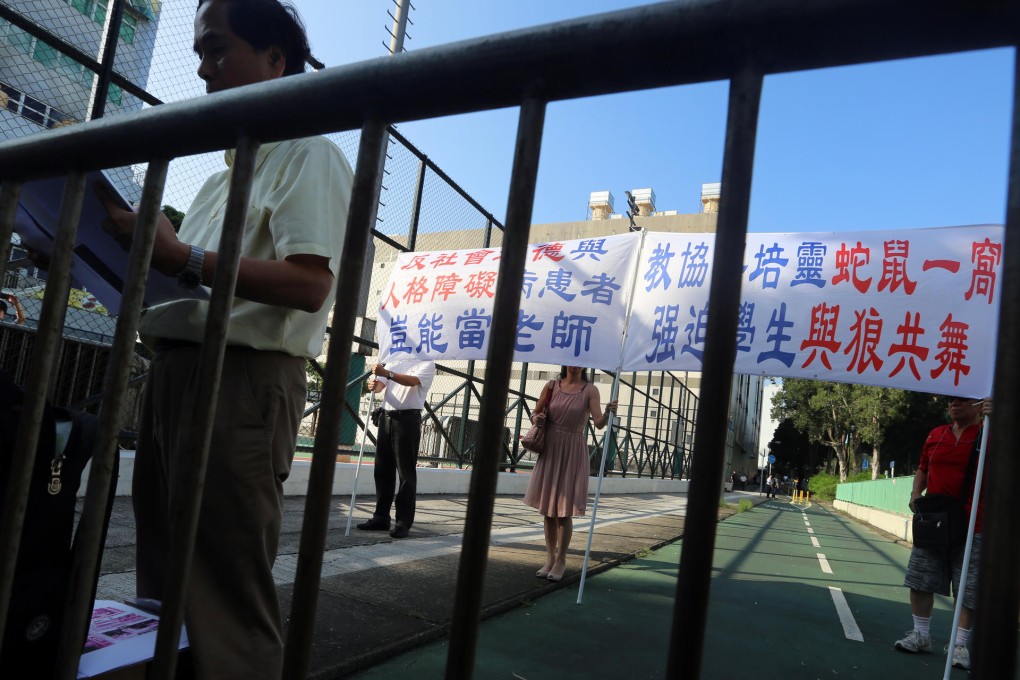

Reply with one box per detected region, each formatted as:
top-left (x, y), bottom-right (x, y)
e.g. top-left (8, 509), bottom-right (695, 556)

top-left (14, 170), bottom-right (207, 316)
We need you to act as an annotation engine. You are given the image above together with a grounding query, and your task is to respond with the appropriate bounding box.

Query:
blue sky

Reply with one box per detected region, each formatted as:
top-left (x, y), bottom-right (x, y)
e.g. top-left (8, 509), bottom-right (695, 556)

top-left (161, 1), bottom-right (1015, 232)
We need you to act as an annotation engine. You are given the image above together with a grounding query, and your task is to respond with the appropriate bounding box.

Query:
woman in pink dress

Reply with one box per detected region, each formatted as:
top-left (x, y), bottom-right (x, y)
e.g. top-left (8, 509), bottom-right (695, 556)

top-left (523, 366), bottom-right (616, 582)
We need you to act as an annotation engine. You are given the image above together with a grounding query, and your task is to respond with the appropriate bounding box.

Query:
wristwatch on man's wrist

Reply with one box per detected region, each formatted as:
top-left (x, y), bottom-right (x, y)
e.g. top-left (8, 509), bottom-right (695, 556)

top-left (177, 245), bottom-right (205, 290)
top-left (387, 370), bottom-right (395, 380)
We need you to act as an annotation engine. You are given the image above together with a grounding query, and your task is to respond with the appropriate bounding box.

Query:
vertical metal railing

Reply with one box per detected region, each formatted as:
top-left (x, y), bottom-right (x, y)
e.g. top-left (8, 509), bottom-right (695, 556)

top-left (445, 96), bottom-right (547, 679)
top-left (0, 173), bottom-right (85, 644)
top-left (150, 137), bottom-right (261, 680)
top-left (283, 119), bottom-right (389, 679)
top-left (667, 67), bottom-right (763, 678)
top-left (55, 159), bottom-right (170, 680)
top-left (972, 52), bottom-right (1020, 680)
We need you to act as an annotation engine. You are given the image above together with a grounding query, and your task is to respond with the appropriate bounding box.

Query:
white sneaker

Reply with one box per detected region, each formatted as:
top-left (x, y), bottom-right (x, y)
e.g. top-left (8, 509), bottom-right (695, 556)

top-left (948, 644), bottom-right (970, 670)
top-left (894, 630), bottom-right (932, 653)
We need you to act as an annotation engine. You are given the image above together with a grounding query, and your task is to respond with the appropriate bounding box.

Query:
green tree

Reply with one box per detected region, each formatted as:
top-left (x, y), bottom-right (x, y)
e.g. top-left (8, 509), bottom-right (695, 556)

top-left (855, 386), bottom-right (910, 479)
top-left (772, 379), bottom-right (948, 482)
top-left (772, 379), bottom-right (861, 482)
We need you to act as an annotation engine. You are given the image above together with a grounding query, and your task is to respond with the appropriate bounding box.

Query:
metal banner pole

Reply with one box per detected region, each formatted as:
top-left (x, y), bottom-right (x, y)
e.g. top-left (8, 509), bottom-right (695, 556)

top-left (344, 384), bottom-right (378, 536)
top-left (577, 228), bottom-right (647, 604)
top-left (942, 413), bottom-right (990, 680)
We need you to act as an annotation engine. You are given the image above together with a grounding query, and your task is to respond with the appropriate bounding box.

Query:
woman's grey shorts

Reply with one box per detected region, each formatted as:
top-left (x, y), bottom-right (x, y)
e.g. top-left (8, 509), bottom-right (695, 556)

top-left (903, 534), bottom-right (981, 608)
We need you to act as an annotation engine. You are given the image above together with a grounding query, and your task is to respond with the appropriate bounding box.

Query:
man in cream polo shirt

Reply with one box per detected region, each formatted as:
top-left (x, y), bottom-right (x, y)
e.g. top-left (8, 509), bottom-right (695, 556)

top-left (98, 1), bottom-right (353, 677)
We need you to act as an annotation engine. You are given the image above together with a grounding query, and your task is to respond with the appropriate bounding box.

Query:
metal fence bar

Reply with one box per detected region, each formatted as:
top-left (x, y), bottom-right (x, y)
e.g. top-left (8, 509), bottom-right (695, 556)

top-left (283, 120), bottom-right (389, 680)
top-left (0, 173), bottom-right (85, 642)
top-left (445, 96), bottom-right (546, 679)
top-left (407, 156), bottom-right (426, 251)
top-left (89, 0), bottom-right (126, 121)
top-left (55, 158), bottom-right (170, 680)
top-left (972, 52), bottom-right (1020, 680)
top-left (0, 182), bottom-right (19, 282)
top-left (150, 137), bottom-right (260, 680)
top-left (666, 67), bottom-right (763, 679)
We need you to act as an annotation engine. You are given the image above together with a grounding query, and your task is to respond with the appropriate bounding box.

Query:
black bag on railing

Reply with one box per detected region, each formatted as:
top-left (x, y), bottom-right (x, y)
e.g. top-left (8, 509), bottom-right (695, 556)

top-left (0, 370), bottom-right (115, 676)
top-left (912, 493), bottom-right (967, 550)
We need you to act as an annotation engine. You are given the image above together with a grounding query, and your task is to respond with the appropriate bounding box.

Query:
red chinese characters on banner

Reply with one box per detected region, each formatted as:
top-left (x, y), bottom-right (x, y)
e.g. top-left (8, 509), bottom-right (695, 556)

top-left (801, 303), bottom-right (841, 370)
top-left (464, 249), bottom-right (498, 265)
top-left (795, 299), bottom-right (973, 386)
top-left (887, 311), bottom-right (929, 381)
top-left (964, 238), bottom-right (1002, 304)
top-left (845, 307), bottom-right (884, 374)
top-left (431, 273), bottom-right (463, 302)
top-left (930, 313), bottom-right (972, 385)
top-left (531, 243), bottom-right (566, 262)
top-left (831, 241), bottom-right (872, 293)
top-left (877, 240), bottom-right (917, 294)
top-left (402, 276), bottom-right (429, 305)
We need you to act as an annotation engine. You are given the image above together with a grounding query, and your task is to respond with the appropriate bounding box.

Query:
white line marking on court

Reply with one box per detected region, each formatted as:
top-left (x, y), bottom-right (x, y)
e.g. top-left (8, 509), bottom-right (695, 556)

top-left (807, 527), bottom-right (815, 534)
top-left (828, 587), bottom-right (864, 641)
top-left (816, 553), bottom-right (833, 573)
top-left (811, 536), bottom-right (820, 548)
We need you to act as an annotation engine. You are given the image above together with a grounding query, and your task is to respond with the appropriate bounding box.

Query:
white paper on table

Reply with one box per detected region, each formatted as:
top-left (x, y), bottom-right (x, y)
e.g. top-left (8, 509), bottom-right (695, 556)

top-left (77, 600), bottom-right (188, 678)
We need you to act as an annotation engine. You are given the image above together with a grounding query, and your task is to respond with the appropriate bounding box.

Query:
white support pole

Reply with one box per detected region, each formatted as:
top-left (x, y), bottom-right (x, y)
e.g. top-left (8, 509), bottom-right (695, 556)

top-left (576, 229), bottom-right (646, 605)
top-left (942, 414), bottom-right (990, 680)
top-left (344, 386), bottom-right (378, 537)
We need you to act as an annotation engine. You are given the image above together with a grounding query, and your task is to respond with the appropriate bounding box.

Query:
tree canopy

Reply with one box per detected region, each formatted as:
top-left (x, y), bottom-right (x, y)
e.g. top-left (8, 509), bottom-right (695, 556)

top-left (770, 379), bottom-right (947, 482)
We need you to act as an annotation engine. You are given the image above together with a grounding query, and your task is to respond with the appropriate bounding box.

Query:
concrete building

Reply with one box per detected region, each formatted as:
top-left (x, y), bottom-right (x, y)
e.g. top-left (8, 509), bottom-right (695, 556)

top-left (1, 0), bottom-right (161, 197)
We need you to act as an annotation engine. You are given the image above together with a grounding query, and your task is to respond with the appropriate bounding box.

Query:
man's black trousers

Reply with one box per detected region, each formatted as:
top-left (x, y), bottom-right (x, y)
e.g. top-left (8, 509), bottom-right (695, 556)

top-left (372, 410), bottom-right (421, 528)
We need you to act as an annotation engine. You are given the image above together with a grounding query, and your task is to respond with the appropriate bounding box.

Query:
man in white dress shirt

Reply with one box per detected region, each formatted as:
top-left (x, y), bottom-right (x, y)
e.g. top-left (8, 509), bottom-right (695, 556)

top-left (359, 359), bottom-right (435, 538)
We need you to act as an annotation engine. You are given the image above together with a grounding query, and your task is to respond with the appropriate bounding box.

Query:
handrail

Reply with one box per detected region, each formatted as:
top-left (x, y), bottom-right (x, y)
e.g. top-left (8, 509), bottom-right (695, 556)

top-left (1, 0), bottom-right (1018, 180)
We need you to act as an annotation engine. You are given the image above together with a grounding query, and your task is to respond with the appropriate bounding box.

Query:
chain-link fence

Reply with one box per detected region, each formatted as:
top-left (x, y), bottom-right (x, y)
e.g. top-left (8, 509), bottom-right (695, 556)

top-left (1, 0), bottom-right (698, 480)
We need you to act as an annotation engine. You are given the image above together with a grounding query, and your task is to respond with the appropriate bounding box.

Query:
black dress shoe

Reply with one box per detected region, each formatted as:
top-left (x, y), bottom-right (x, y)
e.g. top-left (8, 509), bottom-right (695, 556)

top-left (389, 525), bottom-right (409, 539)
top-left (357, 519), bottom-right (390, 531)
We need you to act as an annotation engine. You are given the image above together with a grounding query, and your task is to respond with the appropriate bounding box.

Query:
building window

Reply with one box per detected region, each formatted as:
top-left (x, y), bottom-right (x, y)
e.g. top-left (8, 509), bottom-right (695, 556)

top-left (120, 13), bottom-right (137, 44)
top-left (9, 25), bottom-right (32, 55)
top-left (32, 41), bottom-right (57, 66)
top-left (70, 0), bottom-right (94, 16)
top-left (1, 80), bottom-right (77, 129)
top-left (108, 82), bottom-right (123, 106)
top-left (58, 52), bottom-right (81, 80)
top-left (19, 94), bottom-right (47, 126)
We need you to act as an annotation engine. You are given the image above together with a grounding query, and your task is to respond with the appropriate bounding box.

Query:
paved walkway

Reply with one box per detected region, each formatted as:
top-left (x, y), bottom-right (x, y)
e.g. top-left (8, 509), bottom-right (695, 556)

top-left (93, 491), bottom-right (985, 679)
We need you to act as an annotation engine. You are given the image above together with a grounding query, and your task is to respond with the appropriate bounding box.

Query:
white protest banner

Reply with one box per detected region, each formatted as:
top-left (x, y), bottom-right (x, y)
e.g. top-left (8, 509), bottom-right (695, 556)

top-left (375, 225), bottom-right (1003, 395)
top-left (622, 225), bottom-right (1003, 396)
top-left (377, 232), bottom-right (640, 368)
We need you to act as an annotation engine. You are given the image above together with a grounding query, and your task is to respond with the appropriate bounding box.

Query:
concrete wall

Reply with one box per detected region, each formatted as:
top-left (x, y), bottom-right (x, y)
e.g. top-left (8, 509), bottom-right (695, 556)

top-left (83, 451), bottom-right (689, 498)
top-left (833, 499), bottom-right (913, 542)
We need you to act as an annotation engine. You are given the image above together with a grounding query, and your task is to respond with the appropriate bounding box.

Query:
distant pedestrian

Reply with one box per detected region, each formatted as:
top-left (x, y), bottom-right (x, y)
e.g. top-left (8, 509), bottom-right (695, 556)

top-left (766, 473), bottom-right (776, 498)
top-left (739, 473), bottom-right (747, 490)
top-left (0, 293), bottom-right (25, 325)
